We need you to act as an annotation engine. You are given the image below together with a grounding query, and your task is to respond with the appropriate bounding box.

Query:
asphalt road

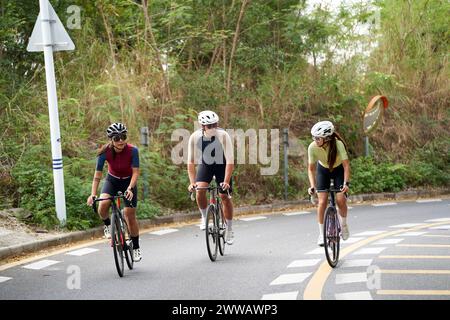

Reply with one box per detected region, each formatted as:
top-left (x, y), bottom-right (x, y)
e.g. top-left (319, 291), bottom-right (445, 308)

top-left (0, 198), bottom-right (449, 300)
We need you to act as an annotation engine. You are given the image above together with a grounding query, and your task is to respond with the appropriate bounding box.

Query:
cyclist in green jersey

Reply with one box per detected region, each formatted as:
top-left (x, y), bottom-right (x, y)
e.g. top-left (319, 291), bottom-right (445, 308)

top-left (307, 121), bottom-right (351, 246)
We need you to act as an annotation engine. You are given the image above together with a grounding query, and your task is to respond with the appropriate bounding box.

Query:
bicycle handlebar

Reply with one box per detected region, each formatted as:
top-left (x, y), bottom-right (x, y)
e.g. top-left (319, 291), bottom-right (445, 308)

top-left (189, 185), bottom-right (232, 200)
top-left (91, 191), bottom-right (134, 214)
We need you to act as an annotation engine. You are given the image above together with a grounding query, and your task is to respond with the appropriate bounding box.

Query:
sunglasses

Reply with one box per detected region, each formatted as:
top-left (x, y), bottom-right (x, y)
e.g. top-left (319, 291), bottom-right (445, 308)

top-left (312, 136), bottom-right (322, 141)
top-left (112, 134), bottom-right (127, 142)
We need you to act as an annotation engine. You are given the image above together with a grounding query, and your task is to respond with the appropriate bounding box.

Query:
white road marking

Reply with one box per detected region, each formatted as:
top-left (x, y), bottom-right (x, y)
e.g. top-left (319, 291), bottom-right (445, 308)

top-left (287, 259), bottom-right (321, 268)
top-left (372, 202), bottom-right (397, 207)
top-left (373, 238), bottom-right (404, 245)
top-left (353, 247), bottom-right (387, 255)
top-left (261, 291), bottom-right (298, 300)
top-left (148, 228), bottom-right (179, 236)
top-left (66, 248), bottom-right (99, 256)
top-left (22, 260), bottom-right (61, 270)
top-left (341, 259), bottom-right (373, 268)
top-left (342, 237), bottom-right (365, 244)
top-left (270, 273), bottom-right (312, 286)
top-left (335, 291), bottom-right (372, 300)
top-left (416, 199), bottom-right (442, 203)
top-left (283, 211), bottom-right (310, 216)
top-left (428, 225), bottom-right (450, 230)
top-left (394, 231), bottom-right (427, 237)
top-left (354, 231), bottom-right (386, 236)
top-left (239, 216), bottom-right (267, 221)
top-left (306, 248), bottom-right (325, 255)
top-left (0, 276), bottom-right (12, 283)
top-left (425, 218), bottom-right (450, 222)
top-left (336, 273), bottom-right (367, 285)
top-left (389, 223), bottom-right (425, 228)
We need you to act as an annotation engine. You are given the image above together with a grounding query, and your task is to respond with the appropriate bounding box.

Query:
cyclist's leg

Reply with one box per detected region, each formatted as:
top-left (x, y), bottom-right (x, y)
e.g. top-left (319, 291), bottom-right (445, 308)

top-left (333, 165), bottom-right (347, 219)
top-left (316, 162), bottom-right (330, 224)
top-left (215, 166), bottom-right (233, 223)
top-left (195, 164), bottom-right (213, 224)
top-left (99, 176), bottom-right (115, 221)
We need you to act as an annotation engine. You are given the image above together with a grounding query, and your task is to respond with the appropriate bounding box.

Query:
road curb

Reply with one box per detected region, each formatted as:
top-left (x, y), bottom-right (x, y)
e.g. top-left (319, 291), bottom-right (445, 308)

top-left (1, 189), bottom-right (448, 261)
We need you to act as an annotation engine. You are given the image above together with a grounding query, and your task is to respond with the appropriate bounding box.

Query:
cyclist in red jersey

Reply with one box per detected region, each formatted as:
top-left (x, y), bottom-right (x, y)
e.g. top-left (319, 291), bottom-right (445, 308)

top-left (87, 123), bottom-right (142, 262)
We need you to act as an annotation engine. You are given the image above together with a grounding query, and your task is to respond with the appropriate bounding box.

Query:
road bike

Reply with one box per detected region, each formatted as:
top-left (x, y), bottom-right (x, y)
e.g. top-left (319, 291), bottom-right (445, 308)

top-left (191, 182), bottom-right (231, 261)
top-left (92, 192), bottom-right (134, 277)
top-left (317, 179), bottom-right (343, 268)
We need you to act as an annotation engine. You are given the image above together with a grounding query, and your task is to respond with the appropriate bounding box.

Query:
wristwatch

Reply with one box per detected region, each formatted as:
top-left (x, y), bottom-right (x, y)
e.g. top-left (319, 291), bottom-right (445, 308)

top-left (344, 181), bottom-right (351, 187)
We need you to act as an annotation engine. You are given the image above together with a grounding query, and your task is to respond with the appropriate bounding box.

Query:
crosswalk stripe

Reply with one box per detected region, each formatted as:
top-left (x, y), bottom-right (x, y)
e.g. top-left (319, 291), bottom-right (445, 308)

top-left (372, 202), bottom-right (397, 207)
top-left (380, 255), bottom-right (450, 259)
top-left (353, 247), bottom-right (387, 255)
top-left (341, 259), bottom-right (373, 268)
top-left (394, 231), bottom-right (427, 236)
top-left (335, 291), bottom-right (372, 300)
top-left (287, 259), bottom-right (321, 268)
top-left (148, 228), bottom-right (178, 235)
top-left (416, 199), bottom-right (442, 203)
top-left (270, 273), bottom-right (311, 286)
top-left (22, 260), bottom-right (61, 270)
top-left (373, 238), bottom-right (404, 245)
top-left (66, 248), bottom-right (99, 256)
top-left (396, 244), bottom-right (450, 248)
top-left (239, 216), bottom-right (267, 221)
top-left (376, 269), bottom-right (450, 275)
top-left (354, 231), bottom-right (386, 236)
top-left (428, 225), bottom-right (450, 230)
top-left (0, 276), bottom-right (12, 283)
top-left (283, 211), bottom-right (310, 216)
top-left (261, 291), bottom-right (298, 300)
top-left (335, 273), bottom-right (367, 285)
top-left (377, 290), bottom-right (450, 296)
top-left (389, 223), bottom-right (424, 228)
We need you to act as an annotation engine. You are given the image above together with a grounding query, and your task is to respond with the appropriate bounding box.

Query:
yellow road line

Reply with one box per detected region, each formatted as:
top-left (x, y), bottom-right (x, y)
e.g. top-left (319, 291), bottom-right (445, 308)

top-left (396, 244), bottom-right (450, 248)
top-left (303, 221), bottom-right (450, 300)
top-left (377, 290), bottom-right (450, 296)
top-left (379, 255), bottom-right (450, 259)
top-left (376, 269), bottom-right (450, 274)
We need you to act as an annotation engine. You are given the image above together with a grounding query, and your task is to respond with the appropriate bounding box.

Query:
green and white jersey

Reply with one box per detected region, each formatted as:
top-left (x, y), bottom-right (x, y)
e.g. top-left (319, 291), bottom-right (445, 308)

top-left (308, 139), bottom-right (348, 169)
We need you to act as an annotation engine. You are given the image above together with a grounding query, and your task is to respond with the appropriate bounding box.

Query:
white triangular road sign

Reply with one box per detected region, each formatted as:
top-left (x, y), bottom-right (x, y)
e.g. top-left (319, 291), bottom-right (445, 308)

top-left (27, 0), bottom-right (75, 52)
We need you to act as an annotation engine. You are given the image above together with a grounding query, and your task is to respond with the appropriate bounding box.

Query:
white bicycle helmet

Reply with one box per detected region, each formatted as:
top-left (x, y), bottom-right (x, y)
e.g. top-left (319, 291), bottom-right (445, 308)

top-left (198, 110), bottom-right (219, 125)
top-left (106, 122), bottom-right (127, 138)
top-left (311, 121), bottom-right (335, 138)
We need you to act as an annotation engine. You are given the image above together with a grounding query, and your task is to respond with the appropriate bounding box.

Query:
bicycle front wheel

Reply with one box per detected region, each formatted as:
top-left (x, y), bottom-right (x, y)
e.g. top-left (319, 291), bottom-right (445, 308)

top-left (324, 206), bottom-right (340, 268)
top-left (111, 210), bottom-right (125, 277)
top-left (122, 214), bottom-right (134, 270)
top-left (205, 204), bottom-right (218, 261)
top-left (218, 203), bottom-right (226, 256)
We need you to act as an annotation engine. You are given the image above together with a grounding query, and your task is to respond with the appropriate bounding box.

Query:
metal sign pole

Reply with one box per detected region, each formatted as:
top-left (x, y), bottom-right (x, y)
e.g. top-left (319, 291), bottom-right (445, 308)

top-left (40, 0), bottom-right (66, 225)
top-left (27, 0), bottom-right (75, 225)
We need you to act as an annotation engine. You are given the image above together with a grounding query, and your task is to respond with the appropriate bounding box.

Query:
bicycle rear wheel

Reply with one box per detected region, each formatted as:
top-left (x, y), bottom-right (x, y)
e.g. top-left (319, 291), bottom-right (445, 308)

top-left (324, 206), bottom-right (340, 268)
top-left (218, 203), bottom-right (226, 256)
top-left (205, 204), bottom-right (218, 261)
top-left (111, 210), bottom-right (125, 277)
top-left (122, 213), bottom-right (134, 270)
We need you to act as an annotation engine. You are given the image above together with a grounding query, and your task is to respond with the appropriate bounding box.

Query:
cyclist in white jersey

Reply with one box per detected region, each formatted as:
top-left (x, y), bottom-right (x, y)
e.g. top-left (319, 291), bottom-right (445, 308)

top-left (187, 111), bottom-right (236, 244)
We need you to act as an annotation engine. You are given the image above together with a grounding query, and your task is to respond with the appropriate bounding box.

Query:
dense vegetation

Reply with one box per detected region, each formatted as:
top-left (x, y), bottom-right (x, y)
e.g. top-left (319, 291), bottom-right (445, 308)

top-left (1, 0), bottom-right (448, 230)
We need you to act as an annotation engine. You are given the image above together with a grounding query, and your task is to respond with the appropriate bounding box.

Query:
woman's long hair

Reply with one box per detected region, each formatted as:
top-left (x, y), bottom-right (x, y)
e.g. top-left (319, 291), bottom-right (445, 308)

top-left (97, 141), bottom-right (116, 159)
top-left (327, 132), bottom-right (348, 171)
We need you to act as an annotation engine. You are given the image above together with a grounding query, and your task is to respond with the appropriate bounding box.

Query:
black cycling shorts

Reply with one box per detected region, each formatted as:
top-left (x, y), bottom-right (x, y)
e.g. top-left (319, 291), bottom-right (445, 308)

top-left (101, 174), bottom-right (138, 207)
top-left (195, 164), bottom-right (233, 194)
top-left (316, 162), bottom-right (344, 192)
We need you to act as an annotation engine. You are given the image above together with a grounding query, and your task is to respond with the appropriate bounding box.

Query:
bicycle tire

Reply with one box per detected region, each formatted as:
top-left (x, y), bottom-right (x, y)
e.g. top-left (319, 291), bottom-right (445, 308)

top-left (111, 209), bottom-right (125, 277)
top-left (122, 213), bottom-right (134, 270)
top-left (205, 204), bottom-right (218, 261)
top-left (218, 203), bottom-right (226, 256)
top-left (324, 206), bottom-right (340, 268)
